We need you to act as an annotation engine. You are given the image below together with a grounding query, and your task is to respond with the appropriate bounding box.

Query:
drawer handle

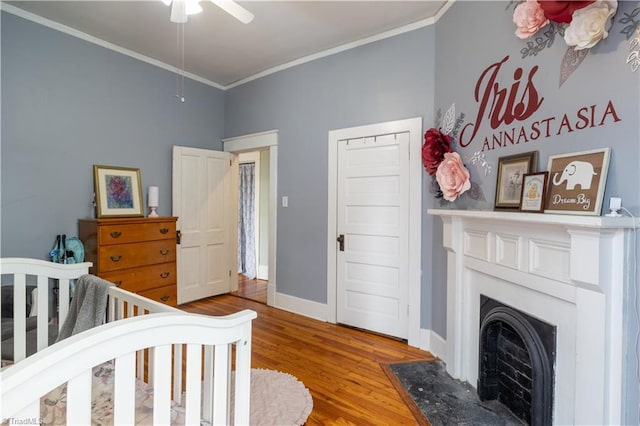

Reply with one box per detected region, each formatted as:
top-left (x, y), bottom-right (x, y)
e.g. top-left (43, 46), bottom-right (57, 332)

top-left (110, 231), bottom-right (122, 238)
top-left (160, 228), bottom-right (169, 234)
top-left (110, 255), bottom-right (122, 262)
top-left (160, 272), bottom-right (170, 278)
top-left (160, 295), bottom-right (170, 302)
top-left (113, 280), bottom-right (122, 287)
top-left (160, 249), bottom-right (169, 255)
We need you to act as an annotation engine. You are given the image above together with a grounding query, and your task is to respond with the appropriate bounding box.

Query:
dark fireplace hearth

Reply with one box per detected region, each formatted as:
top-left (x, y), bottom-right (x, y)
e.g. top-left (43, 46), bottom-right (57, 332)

top-left (478, 296), bottom-right (556, 426)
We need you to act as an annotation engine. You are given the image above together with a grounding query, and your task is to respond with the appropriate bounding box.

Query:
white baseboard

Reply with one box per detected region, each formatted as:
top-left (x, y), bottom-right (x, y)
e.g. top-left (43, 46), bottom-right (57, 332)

top-left (274, 292), bottom-right (327, 322)
top-left (418, 328), bottom-right (447, 361)
top-left (257, 265), bottom-right (268, 281)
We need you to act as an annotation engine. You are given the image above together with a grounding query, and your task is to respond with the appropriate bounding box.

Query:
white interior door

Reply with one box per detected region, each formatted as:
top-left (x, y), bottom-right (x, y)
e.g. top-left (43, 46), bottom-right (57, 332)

top-left (336, 132), bottom-right (410, 339)
top-left (173, 146), bottom-right (237, 304)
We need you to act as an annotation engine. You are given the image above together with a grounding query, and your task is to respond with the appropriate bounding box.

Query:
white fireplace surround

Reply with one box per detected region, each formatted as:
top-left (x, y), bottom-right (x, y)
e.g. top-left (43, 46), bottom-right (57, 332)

top-left (428, 209), bottom-right (636, 425)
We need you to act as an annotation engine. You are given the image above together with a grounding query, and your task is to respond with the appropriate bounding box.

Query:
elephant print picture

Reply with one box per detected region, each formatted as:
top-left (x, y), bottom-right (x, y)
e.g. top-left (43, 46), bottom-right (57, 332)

top-left (545, 148), bottom-right (611, 215)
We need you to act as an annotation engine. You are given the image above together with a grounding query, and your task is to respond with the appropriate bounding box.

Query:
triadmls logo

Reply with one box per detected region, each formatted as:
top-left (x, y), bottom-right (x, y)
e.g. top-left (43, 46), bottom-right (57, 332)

top-left (458, 55), bottom-right (621, 151)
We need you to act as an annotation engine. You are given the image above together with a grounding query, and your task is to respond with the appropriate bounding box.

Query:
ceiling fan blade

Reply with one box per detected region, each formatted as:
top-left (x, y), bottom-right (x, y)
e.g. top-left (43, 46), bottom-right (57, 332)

top-left (209, 0), bottom-right (254, 24)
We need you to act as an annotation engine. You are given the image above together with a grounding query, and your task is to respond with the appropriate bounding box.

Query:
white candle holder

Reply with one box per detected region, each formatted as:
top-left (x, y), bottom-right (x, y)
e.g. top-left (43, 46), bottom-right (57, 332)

top-left (148, 186), bottom-right (159, 217)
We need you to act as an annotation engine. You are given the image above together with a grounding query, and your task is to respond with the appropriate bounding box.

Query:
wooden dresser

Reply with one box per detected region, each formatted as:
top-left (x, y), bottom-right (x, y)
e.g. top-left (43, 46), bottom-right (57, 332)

top-left (79, 217), bottom-right (178, 306)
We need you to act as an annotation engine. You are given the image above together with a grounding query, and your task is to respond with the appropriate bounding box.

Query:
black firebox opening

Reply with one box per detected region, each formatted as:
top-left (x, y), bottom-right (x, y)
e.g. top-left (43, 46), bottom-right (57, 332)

top-left (478, 296), bottom-right (556, 426)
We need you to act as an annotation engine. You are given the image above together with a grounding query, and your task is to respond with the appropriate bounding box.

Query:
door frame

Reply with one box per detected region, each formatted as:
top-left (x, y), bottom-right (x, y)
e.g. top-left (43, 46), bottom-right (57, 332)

top-left (223, 130), bottom-right (278, 307)
top-left (327, 117), bottom-right (422, 346)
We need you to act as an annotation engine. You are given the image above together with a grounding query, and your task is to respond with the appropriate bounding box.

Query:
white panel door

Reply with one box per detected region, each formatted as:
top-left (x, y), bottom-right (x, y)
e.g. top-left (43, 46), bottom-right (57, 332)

top-left (336, 132), bottom-right (409, 339)
top-left (173, 146), bottom-right (236, 304)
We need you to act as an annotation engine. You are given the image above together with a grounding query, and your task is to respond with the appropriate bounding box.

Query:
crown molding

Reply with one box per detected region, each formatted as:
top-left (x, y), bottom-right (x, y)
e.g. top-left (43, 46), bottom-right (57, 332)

top-left (2, 0), bottom-right (455, 91)
top-left (225, 14), bottom-right (438, 89)
top-left (0, 3), bottom-right (225, 90)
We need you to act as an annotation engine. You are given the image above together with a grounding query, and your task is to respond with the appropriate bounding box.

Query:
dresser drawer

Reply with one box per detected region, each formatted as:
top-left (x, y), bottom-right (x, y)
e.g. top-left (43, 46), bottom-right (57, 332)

top-left (99, 262), bottom-right (176, 293)
top-left (98, 240), bottom-right (176, 272)
top-left (99, 222), bottom-right (176, 245)
top-left (138, 285), bottom-right (177, 307)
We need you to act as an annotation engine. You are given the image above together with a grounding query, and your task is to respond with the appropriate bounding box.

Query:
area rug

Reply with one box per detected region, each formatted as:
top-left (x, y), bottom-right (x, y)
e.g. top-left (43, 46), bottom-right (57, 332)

top-left (382, 360), bottom-right (522, 426)
top-left (231, 368), bottom-right (313, 426)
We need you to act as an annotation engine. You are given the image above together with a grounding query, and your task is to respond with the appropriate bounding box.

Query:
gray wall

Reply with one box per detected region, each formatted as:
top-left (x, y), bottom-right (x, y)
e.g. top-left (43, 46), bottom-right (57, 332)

top-left (225, 26), bottom-right (437, 317)
top-left (434, 2), bottom-right (639, 423)
top-left (434, 1), bottom-right (639, 209)
top-left (1, 12), bottom-right (225, 259)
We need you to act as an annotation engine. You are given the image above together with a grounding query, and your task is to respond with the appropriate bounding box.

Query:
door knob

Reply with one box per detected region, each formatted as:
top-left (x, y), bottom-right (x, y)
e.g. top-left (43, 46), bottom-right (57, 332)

top-left (337, 234), bottom-right (345, 252)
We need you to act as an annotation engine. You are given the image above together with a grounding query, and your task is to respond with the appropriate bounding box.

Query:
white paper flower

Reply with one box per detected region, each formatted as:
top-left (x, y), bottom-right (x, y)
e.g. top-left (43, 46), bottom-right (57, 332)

top-left (564, 0), bottom-right (618, 50)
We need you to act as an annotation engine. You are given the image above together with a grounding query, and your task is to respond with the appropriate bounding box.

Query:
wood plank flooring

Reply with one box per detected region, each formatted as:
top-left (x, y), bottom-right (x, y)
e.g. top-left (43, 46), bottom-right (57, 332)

top-left (231, 274), bottom-right (267, 304)
top-left (179, 295), bottom-right (436, 425)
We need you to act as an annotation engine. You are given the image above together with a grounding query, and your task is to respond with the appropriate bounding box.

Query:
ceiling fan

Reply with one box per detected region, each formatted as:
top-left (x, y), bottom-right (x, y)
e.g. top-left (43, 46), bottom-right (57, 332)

top-left (161, 0), bottom-right (254, 24)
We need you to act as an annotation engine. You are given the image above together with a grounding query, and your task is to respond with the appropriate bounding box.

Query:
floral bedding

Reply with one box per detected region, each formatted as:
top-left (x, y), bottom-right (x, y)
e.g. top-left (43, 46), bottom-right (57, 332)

top-left (40, 361), bottom-right (203, 425)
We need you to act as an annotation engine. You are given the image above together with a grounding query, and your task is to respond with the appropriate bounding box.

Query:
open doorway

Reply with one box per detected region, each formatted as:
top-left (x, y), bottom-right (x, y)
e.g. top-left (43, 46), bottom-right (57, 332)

top-left (232, 150), bottom-right (269, 304)
top-left (223, 130), bottom-right (278, 307)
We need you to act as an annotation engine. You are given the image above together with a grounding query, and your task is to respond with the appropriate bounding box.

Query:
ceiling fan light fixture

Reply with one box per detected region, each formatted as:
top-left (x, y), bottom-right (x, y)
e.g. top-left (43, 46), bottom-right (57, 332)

top-left (166, 0), bottom-right (201, 23)
top-left (162, 0), bottom-right (253, 24)
top-left (170, 0), bottom-right (187, 23)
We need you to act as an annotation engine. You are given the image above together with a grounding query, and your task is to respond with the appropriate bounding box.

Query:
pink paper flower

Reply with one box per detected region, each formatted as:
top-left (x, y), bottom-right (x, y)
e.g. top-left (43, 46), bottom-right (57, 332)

top-left (537, 0), bottom-right (595, 24)
top-left (513, 0), bottom-right (550, 39)
top-left (435, 152), bottom-right (471, 202)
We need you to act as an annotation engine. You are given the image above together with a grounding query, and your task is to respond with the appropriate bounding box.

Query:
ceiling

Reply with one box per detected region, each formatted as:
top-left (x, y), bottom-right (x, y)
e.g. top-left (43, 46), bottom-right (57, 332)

top-left (4, 1), bottom-right (449, 88)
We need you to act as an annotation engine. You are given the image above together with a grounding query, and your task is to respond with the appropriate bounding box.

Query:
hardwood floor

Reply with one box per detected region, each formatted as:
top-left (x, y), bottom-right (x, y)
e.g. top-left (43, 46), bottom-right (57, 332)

top-left (180, 295), bottom-right (436, 425)
top-left (232, 274), bottom-right (268, 304)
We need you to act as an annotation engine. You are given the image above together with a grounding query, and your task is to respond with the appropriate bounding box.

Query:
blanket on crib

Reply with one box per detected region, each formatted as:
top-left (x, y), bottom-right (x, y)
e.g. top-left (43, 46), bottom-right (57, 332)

top-left (40, 361), bottom-right (205, 426)
top-left (56, 275), bottom-right (113, 342)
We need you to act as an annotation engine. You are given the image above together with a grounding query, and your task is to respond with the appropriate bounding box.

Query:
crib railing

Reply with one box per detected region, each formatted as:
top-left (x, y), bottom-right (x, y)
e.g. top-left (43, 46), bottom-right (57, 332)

top-left (1, 310), bottom-right (257, 425)
top-left (1, 258), bottom-right (258, 425)
top-left (0, 258), bottom-right (92, 362)
top-left (106, 285), bottom-right (185, 402)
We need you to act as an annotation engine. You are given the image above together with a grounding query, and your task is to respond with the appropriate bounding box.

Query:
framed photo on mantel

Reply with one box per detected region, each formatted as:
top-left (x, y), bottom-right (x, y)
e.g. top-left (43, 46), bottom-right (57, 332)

top-left (494, 151), bottom-right (538, 210)
top-left (544, 148), bottom-right (610, 216)
top-left (520, 172), bottom-right (548, 213)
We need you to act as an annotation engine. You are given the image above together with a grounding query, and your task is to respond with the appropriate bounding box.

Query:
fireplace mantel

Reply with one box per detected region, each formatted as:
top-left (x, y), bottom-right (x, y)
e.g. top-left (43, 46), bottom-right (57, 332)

top-left (429, 208), bottom-right (635, 229)
top-left (428, 208), bottom-right (635, 425)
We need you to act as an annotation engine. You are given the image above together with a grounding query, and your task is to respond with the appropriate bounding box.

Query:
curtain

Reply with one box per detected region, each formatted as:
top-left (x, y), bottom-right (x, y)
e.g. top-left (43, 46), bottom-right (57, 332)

top-left (238, 163), bottom-right (256, 279)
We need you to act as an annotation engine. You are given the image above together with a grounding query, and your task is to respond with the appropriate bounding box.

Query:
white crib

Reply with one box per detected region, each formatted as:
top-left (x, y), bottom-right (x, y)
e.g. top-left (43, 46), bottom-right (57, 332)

top-left (0, 258), bottom-right (257, 425)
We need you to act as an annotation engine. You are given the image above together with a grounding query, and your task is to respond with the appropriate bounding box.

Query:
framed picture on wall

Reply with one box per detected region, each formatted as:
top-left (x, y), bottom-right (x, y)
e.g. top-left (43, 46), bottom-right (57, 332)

top-left (93, 165), bottom-right (144, 218)
top-left (494, 151), bottom-right (538, 210)
top-left (520, 172), bottom-right (549, 213)
top-left (544, 148), bottom-right (610, 215)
